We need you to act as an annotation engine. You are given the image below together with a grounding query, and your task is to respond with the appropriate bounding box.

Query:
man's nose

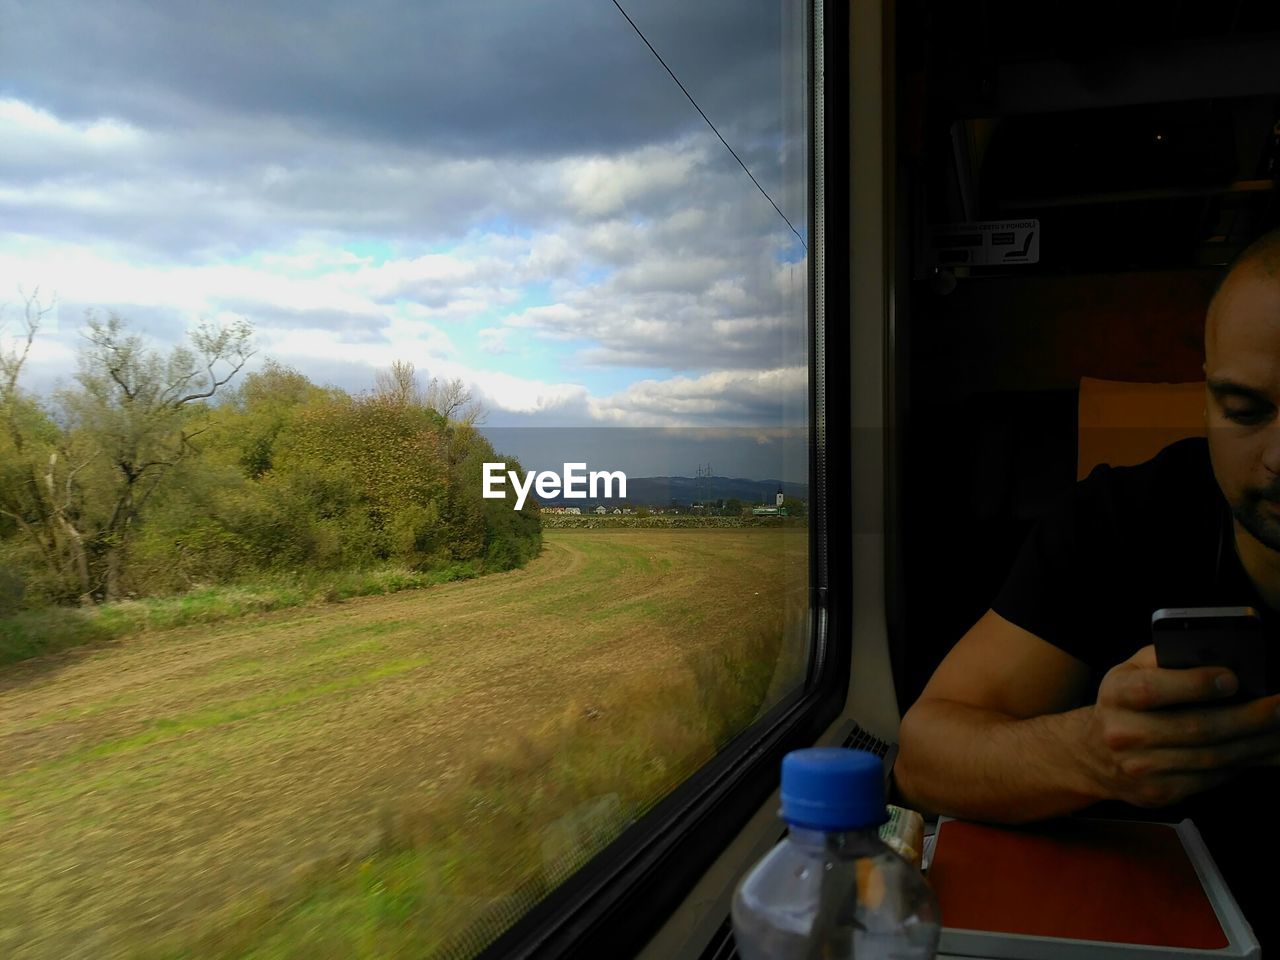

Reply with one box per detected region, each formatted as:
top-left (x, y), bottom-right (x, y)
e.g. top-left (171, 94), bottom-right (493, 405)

top-left (1262, 423), bottom-right (1280, 478)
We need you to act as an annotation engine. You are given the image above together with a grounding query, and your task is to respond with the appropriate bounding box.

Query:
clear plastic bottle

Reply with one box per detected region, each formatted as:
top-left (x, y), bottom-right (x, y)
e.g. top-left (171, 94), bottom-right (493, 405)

top-left (731, 748), bottom-right (940, 960)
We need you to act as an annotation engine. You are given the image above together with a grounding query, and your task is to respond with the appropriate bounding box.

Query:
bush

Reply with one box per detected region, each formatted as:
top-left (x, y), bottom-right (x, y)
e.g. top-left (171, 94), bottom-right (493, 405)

top-left (0, 566), bottom-right (25, 617)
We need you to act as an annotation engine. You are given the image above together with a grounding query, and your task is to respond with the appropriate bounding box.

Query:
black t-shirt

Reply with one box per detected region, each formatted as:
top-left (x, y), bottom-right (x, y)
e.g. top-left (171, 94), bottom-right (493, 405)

top-left (992, 436), bottom-right (1278, 949)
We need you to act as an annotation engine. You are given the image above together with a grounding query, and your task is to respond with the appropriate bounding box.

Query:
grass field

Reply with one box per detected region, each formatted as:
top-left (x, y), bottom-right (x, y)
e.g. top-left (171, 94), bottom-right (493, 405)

top-left (0, 527), bottom-right (808, 959)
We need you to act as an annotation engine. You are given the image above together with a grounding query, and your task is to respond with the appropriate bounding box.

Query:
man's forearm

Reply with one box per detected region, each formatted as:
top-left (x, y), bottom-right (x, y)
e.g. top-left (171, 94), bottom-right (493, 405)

top-left (894, 698), bottom-right (1107, 824)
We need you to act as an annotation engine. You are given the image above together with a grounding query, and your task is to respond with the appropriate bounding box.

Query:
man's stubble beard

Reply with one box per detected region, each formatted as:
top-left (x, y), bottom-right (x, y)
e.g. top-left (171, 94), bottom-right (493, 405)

top-left (1232, 494), bottom-right (1280, 554)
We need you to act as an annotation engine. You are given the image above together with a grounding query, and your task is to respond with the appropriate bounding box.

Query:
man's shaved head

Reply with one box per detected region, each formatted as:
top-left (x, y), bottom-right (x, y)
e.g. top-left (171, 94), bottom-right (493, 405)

top-left (1207, 227), bottom-right (1280, 353)
top-left (1228, 227), bottom-right (1280, 277)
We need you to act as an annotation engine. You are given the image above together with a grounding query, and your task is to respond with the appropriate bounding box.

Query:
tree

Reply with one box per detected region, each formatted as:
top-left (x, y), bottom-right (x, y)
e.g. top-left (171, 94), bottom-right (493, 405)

top-left (262, 390), bottom-right (535, 573)
top-left (373, 360), bottom-right (487, 426)
top-left (1, 312), bottom-right (254, 602)
top-left (0, 289), bottom-right (73, 597)
top-left (373, 359), bottom-right (423, 408)
top-left (225, 361), bottom-right (332, 478)
top-left (424, 374), bottom-right (486, 425)
top-left (0, 287), bottom-right (53, 450)
top-left (782, 496), bottom-right (807, 518)
top-left (75, 314), bottom-right (254, 599)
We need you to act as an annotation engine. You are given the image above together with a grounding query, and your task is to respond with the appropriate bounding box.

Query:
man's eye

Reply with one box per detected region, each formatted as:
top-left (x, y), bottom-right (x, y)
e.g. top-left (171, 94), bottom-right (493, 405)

top-left (1223, 407), bottom-right (1270, 424)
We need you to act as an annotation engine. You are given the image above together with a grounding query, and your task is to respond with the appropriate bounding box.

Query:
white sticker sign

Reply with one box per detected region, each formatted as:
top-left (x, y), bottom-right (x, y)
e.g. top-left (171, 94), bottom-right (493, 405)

top-left (927, 219), bottom-right (1039, 267)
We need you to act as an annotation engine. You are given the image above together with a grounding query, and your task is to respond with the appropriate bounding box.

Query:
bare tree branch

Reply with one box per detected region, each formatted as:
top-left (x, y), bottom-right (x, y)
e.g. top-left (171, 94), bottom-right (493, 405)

top-left (175, 319), bottom-right (255, 405)
top-left (423, 375), bottom-right (486, 424)
top-left (373, 359), bottom-right (423, 407)
top-left (1, 287), bottom-right (54, 451)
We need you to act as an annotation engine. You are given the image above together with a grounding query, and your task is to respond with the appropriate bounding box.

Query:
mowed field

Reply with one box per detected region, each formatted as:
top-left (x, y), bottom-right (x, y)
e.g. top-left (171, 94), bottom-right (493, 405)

top-left (0, 527), bottom-right (808, 959)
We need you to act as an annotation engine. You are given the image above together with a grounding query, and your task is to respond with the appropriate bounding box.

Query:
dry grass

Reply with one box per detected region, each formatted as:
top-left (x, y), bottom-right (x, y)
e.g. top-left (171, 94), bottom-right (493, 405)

top-left (0, 528), bottom-right (808, 959)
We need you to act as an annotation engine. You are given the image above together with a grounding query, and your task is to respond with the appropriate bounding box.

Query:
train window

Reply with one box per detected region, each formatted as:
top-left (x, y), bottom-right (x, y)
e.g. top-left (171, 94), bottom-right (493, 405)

top-left (0, 1), bottom-right (838, 957)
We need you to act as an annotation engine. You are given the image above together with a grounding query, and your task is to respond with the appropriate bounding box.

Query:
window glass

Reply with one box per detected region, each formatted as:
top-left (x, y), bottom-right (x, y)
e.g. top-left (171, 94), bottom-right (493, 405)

top-left (0, 1), bottom-right (811, 955)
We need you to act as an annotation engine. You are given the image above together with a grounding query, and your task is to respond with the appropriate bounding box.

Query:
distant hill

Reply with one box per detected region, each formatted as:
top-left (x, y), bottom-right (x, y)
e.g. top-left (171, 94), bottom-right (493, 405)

top-left (535, 475), bottom-right (808, 509)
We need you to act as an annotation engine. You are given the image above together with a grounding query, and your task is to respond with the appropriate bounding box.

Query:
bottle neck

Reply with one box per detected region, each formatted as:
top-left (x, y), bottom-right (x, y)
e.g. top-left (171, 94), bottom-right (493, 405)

top-left (786, 823), bottom-right (883, 853)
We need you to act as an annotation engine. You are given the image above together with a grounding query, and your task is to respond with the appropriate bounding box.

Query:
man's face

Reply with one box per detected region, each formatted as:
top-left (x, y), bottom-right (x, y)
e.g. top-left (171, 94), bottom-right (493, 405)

top-left (1206, 266), bottom-right (1280, 552)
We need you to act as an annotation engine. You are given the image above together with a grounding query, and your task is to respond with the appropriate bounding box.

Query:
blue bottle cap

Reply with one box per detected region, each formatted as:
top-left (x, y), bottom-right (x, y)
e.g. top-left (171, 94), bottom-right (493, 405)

top-left (779, 748), bottom-right (888, 831)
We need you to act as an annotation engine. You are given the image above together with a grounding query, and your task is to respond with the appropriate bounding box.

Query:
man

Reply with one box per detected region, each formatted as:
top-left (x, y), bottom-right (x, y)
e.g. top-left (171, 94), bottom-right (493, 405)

top-left (894, 227), bottom-right (1280, 947)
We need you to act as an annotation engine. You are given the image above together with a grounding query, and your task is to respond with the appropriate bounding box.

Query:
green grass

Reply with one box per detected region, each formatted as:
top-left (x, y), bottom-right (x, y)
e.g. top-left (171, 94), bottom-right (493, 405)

top-left (0, 562), bottom-right (483, 667)
top-left (60, 655), bottom-right (437, 770)
top-left (139, 621), bottom-right (786, 960)
top-left (0, 528), bottom-right (809, 960)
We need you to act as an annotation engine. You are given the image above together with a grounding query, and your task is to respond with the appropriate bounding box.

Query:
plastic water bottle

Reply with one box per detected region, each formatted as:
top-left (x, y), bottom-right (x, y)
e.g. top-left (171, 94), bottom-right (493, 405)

top-left (731, 748), bottom-right (940, 959)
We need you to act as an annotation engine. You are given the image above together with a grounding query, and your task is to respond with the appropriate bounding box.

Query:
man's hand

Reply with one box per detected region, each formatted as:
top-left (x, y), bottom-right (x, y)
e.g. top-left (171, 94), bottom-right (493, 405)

top-left (1081, 644), bottom-right (1280, 807)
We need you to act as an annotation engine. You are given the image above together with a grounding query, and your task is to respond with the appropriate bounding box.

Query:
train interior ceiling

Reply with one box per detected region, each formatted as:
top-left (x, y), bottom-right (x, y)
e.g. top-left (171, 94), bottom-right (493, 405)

top-left (890, 0), bottom-right (1280, 711)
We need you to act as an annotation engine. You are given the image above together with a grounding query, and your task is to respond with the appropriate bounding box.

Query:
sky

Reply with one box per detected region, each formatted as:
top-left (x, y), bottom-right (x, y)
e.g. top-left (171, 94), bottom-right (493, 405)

top-left (1, 0), bottom-right (811, 479)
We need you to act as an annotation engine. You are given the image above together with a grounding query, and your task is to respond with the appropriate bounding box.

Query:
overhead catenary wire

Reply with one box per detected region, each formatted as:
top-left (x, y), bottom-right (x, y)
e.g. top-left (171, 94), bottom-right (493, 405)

top-left (609, 0), bottom-right (807, 252)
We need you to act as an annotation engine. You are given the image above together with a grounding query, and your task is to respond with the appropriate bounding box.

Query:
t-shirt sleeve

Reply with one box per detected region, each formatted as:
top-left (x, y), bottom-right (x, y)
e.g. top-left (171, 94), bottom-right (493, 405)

top-left (991, 467), bottom-right (1123, 675)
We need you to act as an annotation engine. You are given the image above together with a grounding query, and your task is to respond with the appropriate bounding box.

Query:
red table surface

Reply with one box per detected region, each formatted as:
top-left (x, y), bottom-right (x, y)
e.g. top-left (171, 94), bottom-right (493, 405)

top-left (927, 819), bottom-right (1229, 949)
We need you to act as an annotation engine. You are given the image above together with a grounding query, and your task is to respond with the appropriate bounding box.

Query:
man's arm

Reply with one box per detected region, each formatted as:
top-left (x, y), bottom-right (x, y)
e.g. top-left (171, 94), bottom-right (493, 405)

top-left (894, 610), bottom-right (1280, 824)
top-left (894, 610), bottom-right (1102, 823)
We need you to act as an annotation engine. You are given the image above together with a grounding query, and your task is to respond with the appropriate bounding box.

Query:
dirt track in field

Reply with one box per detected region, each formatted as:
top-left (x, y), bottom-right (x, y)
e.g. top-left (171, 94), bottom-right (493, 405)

top-left (0, 528), bottom-right (807, 959)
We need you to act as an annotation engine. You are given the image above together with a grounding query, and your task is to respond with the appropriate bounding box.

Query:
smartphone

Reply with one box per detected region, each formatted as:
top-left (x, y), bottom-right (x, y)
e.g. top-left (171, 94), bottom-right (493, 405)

top-left (1151, 606), bottom-right (1268, 702)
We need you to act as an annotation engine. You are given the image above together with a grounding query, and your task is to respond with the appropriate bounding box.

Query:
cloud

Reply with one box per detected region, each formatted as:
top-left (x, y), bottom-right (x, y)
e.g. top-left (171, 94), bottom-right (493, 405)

top-left (219, 301), bottom-right (391, 345)
top-left (561, 147), bottom-right (699, 218)
top-left (2, 0), bottom-right (793, 160)
top-left (478, 327), bottom-right (513, 355)
top-left (500, 220), bottom-right (809, 372)
top-left (467, 370), bottom-right (590, 417)
top-left (588, 367), bottom-right (807, 426)
top-left (1, 0), bottom-right (812, 433)
top-left (2, 102), bottom-right (796, 267)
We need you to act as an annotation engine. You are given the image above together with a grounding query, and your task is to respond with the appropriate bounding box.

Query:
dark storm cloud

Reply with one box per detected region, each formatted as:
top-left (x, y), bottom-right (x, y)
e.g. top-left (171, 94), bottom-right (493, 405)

top-left (2, 0), bottom-right (795, 160)
top-left (1, 134), bottom-right (536, 261)
top-left (2, 0), bottom-right (807, 266)
top-left (2, 114), bottom-right (804, 265)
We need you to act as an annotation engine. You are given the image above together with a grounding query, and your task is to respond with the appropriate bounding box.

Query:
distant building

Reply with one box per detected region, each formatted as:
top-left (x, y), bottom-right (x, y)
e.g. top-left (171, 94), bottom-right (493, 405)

top-left (752, 485), bottom-right (789, 517)
top-left (594, 505), bottom-right (607, 515)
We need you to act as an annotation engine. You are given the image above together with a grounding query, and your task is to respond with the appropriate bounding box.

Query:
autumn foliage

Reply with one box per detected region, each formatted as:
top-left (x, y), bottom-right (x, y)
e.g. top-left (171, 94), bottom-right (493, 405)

top-left (0, 311), bottom-right (540, 611)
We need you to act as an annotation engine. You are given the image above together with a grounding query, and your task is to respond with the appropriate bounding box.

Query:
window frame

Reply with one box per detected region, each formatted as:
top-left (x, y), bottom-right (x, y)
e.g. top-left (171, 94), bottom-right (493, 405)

top-left (475, 0), bottom-right (854, 955)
